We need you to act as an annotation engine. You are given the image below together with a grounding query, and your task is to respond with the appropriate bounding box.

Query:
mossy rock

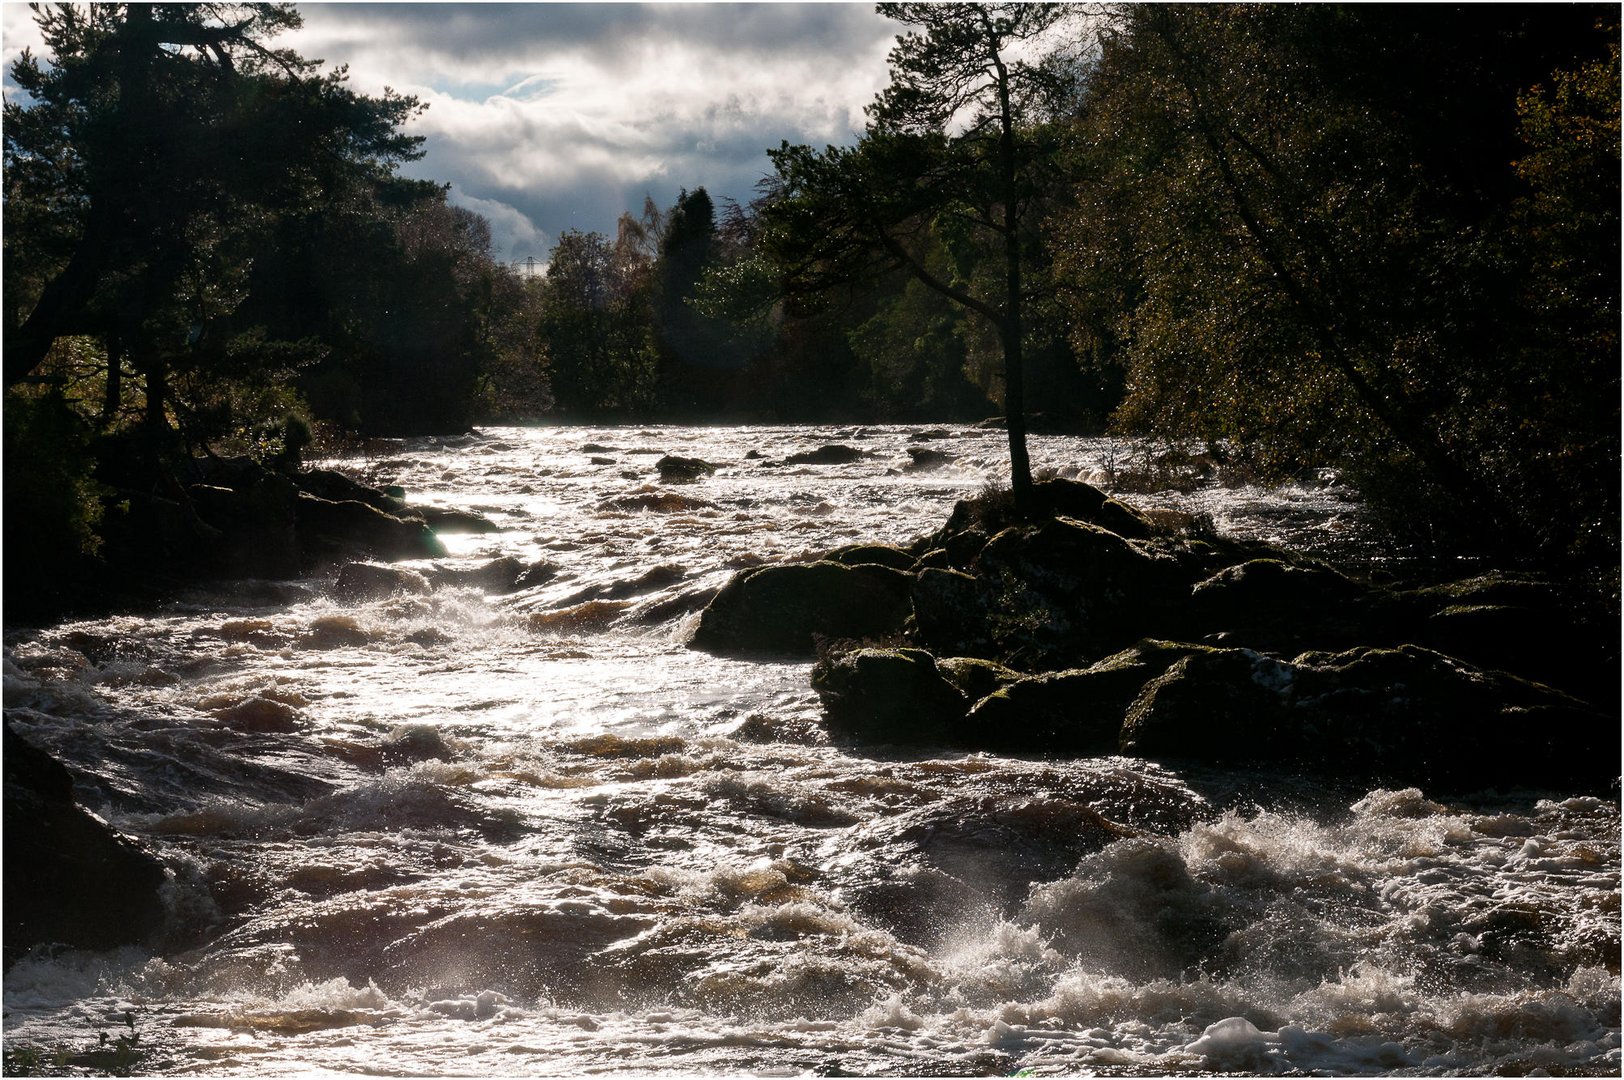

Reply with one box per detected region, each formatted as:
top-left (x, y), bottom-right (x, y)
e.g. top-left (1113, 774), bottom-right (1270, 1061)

top-left (935, 656), bottom-right (1021, 703)
top-left (957, 669), bottom-right (1130, 754)
top-left (1121, 643), bottom-right (1614, 790)
top-left (1184, 558), bottom-right (1378, 652)
top-left (812, 647), bottom-right (968, 745)
top-left (294, 492), bottom-right (447, 562)
top-left (824, 543), bottom-right (917, 572)
top-left (689, 561), bottom-right (914, 658)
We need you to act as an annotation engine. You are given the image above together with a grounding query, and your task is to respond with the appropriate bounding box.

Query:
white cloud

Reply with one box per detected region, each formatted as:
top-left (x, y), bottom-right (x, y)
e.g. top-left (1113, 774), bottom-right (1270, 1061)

top-left (3, 3), bottom-right (901, 258)
top-left (289, 3), bottom-right (898, 256)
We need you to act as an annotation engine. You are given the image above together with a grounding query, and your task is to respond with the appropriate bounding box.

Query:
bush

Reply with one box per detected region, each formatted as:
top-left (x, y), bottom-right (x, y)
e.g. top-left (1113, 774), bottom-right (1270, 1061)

top-left (3, 387), bottom-right (105, 617)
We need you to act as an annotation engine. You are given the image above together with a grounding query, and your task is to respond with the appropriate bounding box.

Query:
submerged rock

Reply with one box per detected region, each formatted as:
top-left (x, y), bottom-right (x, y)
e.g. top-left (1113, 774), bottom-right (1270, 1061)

top-left (335, 562), bottom-right (433, 599)
top-left (3, 722), bottom-right (169, 963)
top-left (689, 561), bottom-right (913, 658)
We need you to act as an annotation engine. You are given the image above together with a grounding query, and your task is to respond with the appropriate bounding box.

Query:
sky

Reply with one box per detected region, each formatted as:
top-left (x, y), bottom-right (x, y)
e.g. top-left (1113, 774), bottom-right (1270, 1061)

top-left (2, 2), bottom-right (901, 266)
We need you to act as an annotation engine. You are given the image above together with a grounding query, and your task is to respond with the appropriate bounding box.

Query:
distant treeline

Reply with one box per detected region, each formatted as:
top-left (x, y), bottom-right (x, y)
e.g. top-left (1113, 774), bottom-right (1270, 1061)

top-left (4, 3), bottom-right (1618, 579)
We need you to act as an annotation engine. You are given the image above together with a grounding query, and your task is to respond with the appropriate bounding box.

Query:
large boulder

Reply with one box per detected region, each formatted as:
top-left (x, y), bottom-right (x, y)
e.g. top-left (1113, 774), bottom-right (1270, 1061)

top-left (1183, 558), bottom-right (1378, 653)
top-left (689, 561), bottom-right (913, 658)
top-left (958, 640), bottom-right (1213, 754)
top-left (937, 517), bottom-right (1185, 668)
top-left (187, 470), bottom-right (301, 578)
top-left (295, 492), bottom-right (446, 562)
top-left (812, 647), bottom-right (968, 745)
top-left (1120, 644), bottom-right (1614, 789)
top-left (823, 543), bottom-right (917, 572)
top-left (1400, 574), bottom-right (1618, 709)
top-left (3, 723), bottom-right (169, 964)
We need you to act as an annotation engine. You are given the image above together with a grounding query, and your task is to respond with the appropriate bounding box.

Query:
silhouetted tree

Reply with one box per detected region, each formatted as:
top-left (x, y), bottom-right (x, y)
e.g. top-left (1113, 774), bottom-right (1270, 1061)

top-left (764, 3), bottom-right (1076, 510)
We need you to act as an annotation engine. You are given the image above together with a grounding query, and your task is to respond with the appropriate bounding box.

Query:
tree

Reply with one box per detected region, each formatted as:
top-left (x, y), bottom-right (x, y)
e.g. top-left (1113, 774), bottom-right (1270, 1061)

top-left (537, 230), bottom-right (657, 415)
top-left (3, 2), bottom-right (424, 432)
top-left (1054, 4), bottom-right (1617, 560)
top-left (763, 3), bottom-right (1076, 511)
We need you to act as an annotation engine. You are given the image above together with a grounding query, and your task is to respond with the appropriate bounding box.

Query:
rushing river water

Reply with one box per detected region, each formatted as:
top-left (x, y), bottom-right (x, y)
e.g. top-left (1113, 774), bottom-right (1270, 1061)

top-left (3, 424), bottom-right (1618, 1076)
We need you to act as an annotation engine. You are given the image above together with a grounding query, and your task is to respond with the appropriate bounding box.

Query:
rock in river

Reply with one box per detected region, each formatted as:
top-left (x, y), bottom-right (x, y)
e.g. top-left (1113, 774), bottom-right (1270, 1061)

top-left (689, 561), bottom-right (913, 658)
top-left (4, 722), bottom-right (169, 963)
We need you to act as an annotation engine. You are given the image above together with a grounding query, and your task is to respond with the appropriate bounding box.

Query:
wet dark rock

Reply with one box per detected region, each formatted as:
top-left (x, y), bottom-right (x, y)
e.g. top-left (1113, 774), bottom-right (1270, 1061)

top-left (935, 655), bottom-right (1021, 703)
top-left (336, 561), bottom-right (433, 599)
top-left (823, 543), bottom-right (917, 572)
top-left (187, 473), bottom-right (300, 578)
top-left (908, 429), bottom-right (952, 442)
top-left (296, 468), bottom-right (404, 514)
top-left (958, 641), bottom-right (1211, 755)
top-left (212, 696), bottom-right (301, 733)
top-left (601, 490), bottom-right (715, 513)
top-left (1398, 573), bottom-right (1617, 709)
top-left (922, 516), bottom-right (1184, 668)
top-left (911, 568), bottom-right (996, 659)
top-left (513, 559), bottom-right (560, 590)
top-left (812, 647), bottom-right (968, 745)
top-left (689, 561), bottom-right (914, 658)
top-left (656, 455), bottom-right (717, 482)
top-left (783, 444), bottom-right (865, 466)
top-left (295, 493), bottom-right (446, 561)
top-left (3, 722), bottom-right (169, 964)
top-left (904, 447), bottom-right (955, 472)
top-left (589, 456), bottom-right (616, 466)
top-left (431, 555), bottom-right (527, 593)
top-left (418, 506), bottom-right (500, 534)
top-left (1120, 644), bottom-right (1613, 789)
top-left (1184, 558), bottom-right (1376, 652)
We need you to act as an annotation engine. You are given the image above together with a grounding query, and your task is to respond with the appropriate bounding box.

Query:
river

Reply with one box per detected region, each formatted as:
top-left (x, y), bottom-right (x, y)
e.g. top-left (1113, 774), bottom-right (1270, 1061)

top-left (3, 424), bottom-right (1618, 1076)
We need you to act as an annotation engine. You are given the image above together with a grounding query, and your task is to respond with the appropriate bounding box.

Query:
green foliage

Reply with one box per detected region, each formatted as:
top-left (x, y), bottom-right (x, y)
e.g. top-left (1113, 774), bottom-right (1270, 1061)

top-left (538, 229), bottom-right (659, 415)
top-left (1055, 4), bottom-right (1618, 564)
top-left (3, 386), bottom-right (104, 559)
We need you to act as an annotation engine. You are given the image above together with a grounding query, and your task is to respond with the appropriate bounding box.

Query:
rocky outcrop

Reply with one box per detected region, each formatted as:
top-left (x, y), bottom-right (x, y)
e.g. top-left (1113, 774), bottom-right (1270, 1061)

top-left (689, 561), bottom-right (913, 658)
top-left (1120, 644), bottom-right (1611, 789)
top-left (792, 478), bottom-right (1617, 791)
top-left (3, 723), bottom-right (169, 964)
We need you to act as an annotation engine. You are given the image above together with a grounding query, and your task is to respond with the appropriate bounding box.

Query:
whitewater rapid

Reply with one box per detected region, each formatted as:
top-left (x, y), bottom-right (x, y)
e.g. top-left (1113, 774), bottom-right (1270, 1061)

top-left (3, 424), bottom-right (1617, 1076)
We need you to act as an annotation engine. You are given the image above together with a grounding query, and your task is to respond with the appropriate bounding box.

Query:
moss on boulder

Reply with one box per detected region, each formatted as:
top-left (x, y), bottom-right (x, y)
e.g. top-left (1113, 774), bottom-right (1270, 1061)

top-left (689, 560), bottom-right (914, 658)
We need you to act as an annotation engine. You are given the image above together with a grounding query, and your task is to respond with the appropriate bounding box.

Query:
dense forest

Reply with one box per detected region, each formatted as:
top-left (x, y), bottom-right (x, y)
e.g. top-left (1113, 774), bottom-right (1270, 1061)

top-left (4, 3), bottom-right (1618, 613)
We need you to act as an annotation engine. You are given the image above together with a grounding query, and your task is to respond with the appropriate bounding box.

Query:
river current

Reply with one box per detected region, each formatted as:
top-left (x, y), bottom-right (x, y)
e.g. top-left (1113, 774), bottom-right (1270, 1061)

top-left (3, 424), bottom-right (1618, 1076)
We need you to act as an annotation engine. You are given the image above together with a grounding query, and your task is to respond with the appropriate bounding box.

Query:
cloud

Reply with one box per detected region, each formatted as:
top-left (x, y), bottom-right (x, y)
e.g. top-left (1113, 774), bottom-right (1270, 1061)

top-left (3, 3), bottom-right (901, 259)
top-left (290, 3), bottom-right (899, 257)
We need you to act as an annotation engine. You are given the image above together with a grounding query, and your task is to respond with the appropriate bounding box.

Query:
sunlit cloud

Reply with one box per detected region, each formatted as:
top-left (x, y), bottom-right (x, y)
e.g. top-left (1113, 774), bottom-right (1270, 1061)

top-left (1, 3), bottom-right (900, 259)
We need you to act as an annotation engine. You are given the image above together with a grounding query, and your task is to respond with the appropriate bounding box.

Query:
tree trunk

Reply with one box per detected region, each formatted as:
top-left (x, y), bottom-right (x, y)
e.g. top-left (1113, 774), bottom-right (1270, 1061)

top-left (991, 37), bottom-right (1035, 515)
